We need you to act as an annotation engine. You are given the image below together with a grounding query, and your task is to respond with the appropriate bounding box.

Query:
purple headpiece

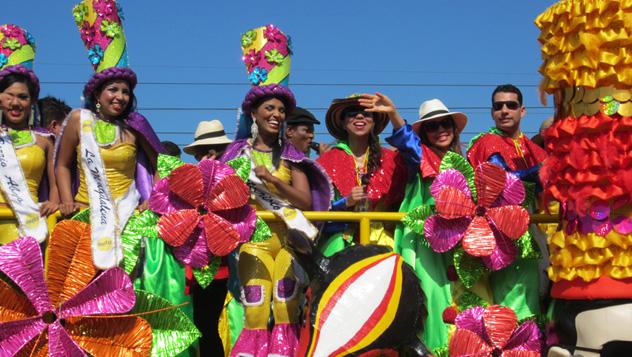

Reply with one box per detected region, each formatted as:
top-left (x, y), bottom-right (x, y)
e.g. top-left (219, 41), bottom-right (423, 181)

top-left (0, 24), bottom-right (40, 99)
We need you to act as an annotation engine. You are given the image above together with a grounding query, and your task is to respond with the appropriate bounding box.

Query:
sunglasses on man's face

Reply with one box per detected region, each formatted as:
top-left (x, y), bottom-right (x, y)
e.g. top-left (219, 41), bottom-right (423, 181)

top-left (422, 117), bottom-right (454, 132)
top-left (492, 101), bottom-right (521, 111)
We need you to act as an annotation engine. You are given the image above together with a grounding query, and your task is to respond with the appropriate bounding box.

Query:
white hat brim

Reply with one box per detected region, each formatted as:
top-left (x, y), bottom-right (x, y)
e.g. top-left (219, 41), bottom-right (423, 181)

top-left (183, 136), bottom-right (233, 155)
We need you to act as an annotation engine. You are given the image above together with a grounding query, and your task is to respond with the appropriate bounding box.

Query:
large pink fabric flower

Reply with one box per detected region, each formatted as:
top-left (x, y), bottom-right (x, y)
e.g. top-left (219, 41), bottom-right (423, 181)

top-left (0, 235), bottom-right (149, 356)
top-left (149, 159), bottom-right (256, 268)
top-left (424, 163), bottom-right (529, 270)
top-left (449, 305), bottom-right (541, 357)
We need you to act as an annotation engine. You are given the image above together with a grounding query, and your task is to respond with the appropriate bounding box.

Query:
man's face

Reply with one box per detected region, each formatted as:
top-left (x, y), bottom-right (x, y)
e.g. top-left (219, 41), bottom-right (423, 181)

top-left (286, 124), bottom-right (315, 153)
top-left (193, 144), bottom-right (227, 162)
top-left (491, 92), bottom-right (525, 135)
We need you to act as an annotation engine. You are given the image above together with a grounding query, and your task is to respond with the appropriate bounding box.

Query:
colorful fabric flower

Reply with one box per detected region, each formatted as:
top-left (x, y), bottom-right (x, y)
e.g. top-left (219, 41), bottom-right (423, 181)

top-left (0, 24), bottom-right (21, 38)
top-left (241, 30), bottom-right (257, 48)
top-left (0, 53), bottom-right (7, 68)
top-left (94, 0), bottom-right (116, 18)
top-left (100, 19), bottom-right (122, 38)
top-left (248, 67), bottom-right (268, 85)
top-left (263, 24), bottom-right (283, 43)
top-left (2, 37), bottom-right (21, 50)
top-left (88, 44), bottom-right (104, 65)
top-left (265, 49), bottom-right (284, 65)
top-left (242, 49), bottom-right (261, 71)
top-left (565, 200), bottom-right (632, 236)
top-left (0, 225), bottom-right (152, 356)
top-left (149, 159), bottom-right (256, 268)
top-left (424, 163), bottom-right (529, 270)
top-left (449, 305), bottom-right (541, 356)
top-left (80, 22), bottom-right (96, 48)
top-left (73, 3), bottom-right (88, 26)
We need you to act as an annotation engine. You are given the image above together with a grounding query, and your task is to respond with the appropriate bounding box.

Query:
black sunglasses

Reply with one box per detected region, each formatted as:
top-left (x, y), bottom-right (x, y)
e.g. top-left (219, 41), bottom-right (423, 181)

top-left (492, 101), bottom-right (521, 111)
top-left (343, 110), bottom-right (374, 119)
top-left (421, 117), bottom-right (454, 132)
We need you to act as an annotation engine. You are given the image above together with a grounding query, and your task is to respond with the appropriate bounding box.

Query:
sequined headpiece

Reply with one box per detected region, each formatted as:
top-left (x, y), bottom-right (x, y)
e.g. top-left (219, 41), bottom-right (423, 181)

top-left (0, 24), bottom-right (40, 99)
top-left (72, 0), bottom-right (137, 98)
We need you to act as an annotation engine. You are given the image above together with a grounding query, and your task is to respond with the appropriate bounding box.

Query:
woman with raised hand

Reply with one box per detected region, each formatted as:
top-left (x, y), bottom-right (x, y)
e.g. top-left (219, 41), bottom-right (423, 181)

top-left (0, 24), bottom-right (57, 245)
top-left (316, 94), bottom-right (407, 256)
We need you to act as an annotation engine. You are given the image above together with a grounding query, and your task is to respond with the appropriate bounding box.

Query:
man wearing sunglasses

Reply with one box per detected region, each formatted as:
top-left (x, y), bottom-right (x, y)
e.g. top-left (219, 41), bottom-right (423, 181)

top-left (466, 84), bottom-right (549, 328)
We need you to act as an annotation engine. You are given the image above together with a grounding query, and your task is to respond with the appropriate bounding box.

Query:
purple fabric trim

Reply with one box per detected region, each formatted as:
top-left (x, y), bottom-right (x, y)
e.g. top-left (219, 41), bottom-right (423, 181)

top-left (0, 65), bottom-right (40, 99)
top-left (126, 112), bottom-right (165, 154)
top-left (275, 278), bottom-right (297, 299)
top-left (83, 67), bottom-right (137, 98)
top-left (243, 285), bottom-right (263, 304)
top-left (241, 84), bottom-right (296, 115)
top-left (221, 139), bottom-right (332, 211)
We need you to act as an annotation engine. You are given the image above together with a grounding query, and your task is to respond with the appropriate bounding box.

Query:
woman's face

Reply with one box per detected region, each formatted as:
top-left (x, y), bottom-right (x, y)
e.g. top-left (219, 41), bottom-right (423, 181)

top-left (252, 98), bottom-right (286, 137)
top-left (0, 82), bottom-right (33, 127)
top-left (343, 108), bottom-right (375, 139)
top-left (422, 116), bottom-right (455, 151)
top-left (95, 80), bottom-right (131, 119)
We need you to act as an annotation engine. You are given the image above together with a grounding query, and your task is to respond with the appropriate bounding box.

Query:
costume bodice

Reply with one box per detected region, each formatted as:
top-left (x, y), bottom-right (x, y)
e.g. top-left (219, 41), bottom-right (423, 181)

top-left (75, 143), bottom-right (137, 203)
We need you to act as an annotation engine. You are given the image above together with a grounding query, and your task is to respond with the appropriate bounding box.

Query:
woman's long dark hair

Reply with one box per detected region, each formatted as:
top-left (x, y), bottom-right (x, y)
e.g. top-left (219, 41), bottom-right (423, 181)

top-left (363, 130), bottom-right (382, 185)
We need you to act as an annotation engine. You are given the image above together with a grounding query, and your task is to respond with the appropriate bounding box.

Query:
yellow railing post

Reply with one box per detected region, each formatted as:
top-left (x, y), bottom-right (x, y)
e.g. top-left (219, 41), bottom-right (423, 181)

top-left (358, 216), bottom-right (371, 245)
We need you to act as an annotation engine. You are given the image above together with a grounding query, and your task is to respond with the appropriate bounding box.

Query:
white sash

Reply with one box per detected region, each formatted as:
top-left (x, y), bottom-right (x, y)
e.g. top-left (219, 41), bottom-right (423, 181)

top-left (0, 130), bottom-right (48, 242)
top-left (79, 110), bottom-right (140, 269)
top-left (245, 147), bottom-right (318, 240)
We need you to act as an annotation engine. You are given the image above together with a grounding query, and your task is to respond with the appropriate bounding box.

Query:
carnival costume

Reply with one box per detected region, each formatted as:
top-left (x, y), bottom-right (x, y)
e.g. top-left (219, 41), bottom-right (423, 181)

top-left (536, 1), bottom-right (632, 353)
top-left (0, 24), bottom-right (53, 245)
top-left (221, 24), bottom-right (332, 357)
top-left (67, 0), bottom-right (200, 346)
top-left (316, 97), bottom-right (406, 256)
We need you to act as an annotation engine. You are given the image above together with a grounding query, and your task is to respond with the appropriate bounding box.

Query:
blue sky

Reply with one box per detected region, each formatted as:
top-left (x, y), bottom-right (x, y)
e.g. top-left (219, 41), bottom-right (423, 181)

top-left (5, 1), bottom-right (556, 161)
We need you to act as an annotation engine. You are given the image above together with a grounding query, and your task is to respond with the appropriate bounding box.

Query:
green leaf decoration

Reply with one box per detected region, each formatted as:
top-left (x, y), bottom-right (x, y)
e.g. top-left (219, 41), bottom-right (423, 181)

top-left (439, 151), bottom-right (477, 202)
top-left (516, 229), bottom-right (541, 259)
top-left (157, 154), bottom-right (186, 179)
top-left (131, 290), bottom-right (201, 356)
top-left (522, 181), bottom-right (537, 209)
top-left (402, 204), bottom-right (433, 235)
top-left (70, 208), bottom-right (91, 223)
top-left (121, 210), bottom-right (160, 274)
top-left (193, 257), bottom-right (221, 288)
top-left (227, 156), bottom-right (251, 182)
top-left (432, 347), bottom-right (450, 357)
top-left (250, 217), bottom-right (272, 243)
top-left (457, 290), bottom-right (489, 312)
top-left (453, 247), bottom-right (488, 289)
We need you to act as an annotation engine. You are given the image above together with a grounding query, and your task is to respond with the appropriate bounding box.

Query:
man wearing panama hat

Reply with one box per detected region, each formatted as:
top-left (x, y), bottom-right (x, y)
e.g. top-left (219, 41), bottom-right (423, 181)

top-left (184, 119), bottom-right (232, 161)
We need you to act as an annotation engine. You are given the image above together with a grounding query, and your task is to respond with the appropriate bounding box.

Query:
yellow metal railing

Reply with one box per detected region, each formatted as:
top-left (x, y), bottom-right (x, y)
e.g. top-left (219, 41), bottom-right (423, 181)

top-left (0, 208), bottom-right (558, 246)
top-left (257, 211), bottom-right (559, 245)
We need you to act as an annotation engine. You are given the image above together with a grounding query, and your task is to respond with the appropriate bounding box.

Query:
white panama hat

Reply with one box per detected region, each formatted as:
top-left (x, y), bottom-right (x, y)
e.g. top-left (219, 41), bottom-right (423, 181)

top-left (412, 98), bottom-right (467, 135)
top-left (183, 120), bottom-right (233, 155)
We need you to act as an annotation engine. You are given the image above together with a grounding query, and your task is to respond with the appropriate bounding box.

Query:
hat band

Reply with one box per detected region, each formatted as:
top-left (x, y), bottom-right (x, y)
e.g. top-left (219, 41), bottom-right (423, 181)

top-left (195, 130), bottom-right (227, 141)
top-left (420, 109), bottom-right (449, 120)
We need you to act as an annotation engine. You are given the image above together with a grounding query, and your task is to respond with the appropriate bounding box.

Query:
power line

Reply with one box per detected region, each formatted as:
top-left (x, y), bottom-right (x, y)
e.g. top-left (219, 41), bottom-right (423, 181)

top-left (161, 131), bottom-right (539, 136)
top-left (41, 80), bottom-right (540, 88)
top-left (138, 106), bottom-right (553, 111)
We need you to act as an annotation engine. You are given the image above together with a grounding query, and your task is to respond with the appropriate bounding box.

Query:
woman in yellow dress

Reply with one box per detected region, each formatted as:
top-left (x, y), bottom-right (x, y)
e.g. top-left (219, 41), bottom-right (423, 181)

top-left (0, 24), bottom-right (58, 245)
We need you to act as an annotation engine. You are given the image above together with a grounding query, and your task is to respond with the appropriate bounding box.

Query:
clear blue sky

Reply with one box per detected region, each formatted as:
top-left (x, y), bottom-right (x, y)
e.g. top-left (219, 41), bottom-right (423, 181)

top-left (5, 1), bottom-right (557, 161)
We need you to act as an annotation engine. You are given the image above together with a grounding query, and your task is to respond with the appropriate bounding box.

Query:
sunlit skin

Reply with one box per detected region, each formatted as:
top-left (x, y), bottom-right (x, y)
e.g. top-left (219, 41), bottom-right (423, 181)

top-left (492, 92), bottom-right (525, 139)
top-left (286, 124), bottom-right (314, 153)
top-left (252, 98), bottom-right (285, 138)
top-left (422, 117), bottom-right (455, 154)
top-left (0, 82), bottom-right (32, 129)
top-left (343, 110), bottom-right (375, 139)
top-left (96, 80), bottom-right (131, 120)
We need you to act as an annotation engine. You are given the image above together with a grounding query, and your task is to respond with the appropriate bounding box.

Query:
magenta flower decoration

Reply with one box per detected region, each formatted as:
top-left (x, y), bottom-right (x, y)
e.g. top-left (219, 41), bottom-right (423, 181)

top-left (242, 48), bottom-right (261, 71)
top-left (449, 305), bottom-right (541, 357)
top-left (1, 24), bottom-right (22, 39)
top-left (263, 24), bottom-right (283, 43)
top-left (80, 22), bottom-right (96, 48)
top-left (94, 0), bottom-right (116, 18)
top-left (150, 159), bottom-right (256, 268)
top-left (424, 163), bottom-right (530, 270)
top-left (0, 237), bottom-right (143, 356)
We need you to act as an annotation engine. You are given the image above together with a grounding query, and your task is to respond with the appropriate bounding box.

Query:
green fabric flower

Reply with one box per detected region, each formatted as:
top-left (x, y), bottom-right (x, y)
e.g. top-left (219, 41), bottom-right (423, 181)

top-left (265, 49), bottom-right (284, 65)
top-left (241, 30), bottom-right (257, 48)
top-left (101, 20), bottom-right (122, 38)
top-left (73, 3), bottom-right (88, 26)
top-left (3, 38), bottom-right (21, 50)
